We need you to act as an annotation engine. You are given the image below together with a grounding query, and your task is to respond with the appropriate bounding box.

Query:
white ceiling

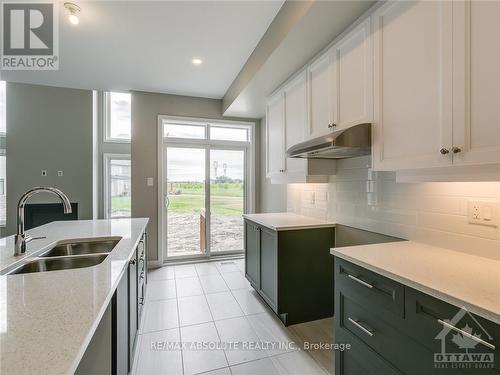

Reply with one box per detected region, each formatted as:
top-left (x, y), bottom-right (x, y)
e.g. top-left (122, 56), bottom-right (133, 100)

top-left (1, 1), bottom-right (284, 98)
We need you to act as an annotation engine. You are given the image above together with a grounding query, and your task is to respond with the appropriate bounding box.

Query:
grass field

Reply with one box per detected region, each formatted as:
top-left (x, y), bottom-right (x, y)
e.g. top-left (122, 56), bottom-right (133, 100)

top-left (111, 182), bottom-right (244, 217)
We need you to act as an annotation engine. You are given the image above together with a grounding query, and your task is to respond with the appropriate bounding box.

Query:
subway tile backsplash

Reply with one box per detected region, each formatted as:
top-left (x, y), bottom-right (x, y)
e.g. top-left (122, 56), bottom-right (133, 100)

top-left (287, 156), bottom-right (500, 260)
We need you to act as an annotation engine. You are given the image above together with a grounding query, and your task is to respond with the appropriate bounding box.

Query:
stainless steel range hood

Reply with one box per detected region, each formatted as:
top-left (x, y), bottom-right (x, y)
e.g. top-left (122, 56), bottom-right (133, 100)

top-left (286, 123), bottom-right (371, 159)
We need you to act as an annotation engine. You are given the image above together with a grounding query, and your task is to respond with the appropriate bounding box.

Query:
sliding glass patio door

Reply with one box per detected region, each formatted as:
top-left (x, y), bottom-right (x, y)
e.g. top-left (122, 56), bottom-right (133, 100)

top-left (160, 117), bottom-right (252, 262)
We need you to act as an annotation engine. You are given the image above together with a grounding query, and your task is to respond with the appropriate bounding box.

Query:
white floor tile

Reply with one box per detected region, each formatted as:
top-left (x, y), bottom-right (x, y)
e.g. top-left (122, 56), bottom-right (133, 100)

top-left (221, 271), bottom-right (252, 290)
top-left (195, 262), bottom-right (220, 276)
top-left (216, 261), bottom-right (240, 274)
top-left (147, 279), bottom-right (177, 301)
top-left (232, 289), bottom-right (267, 315)
top-left (141, 299), bottom-right (179, 333)
top-left (206, 291), bottom-right (244, 321)
top-left (149, 266), bottom-right (175, 281)
top-left (201, 368), bottom-right (231, 375)
top-left (230, 357), bottom-right (280, 375)
top-left (235, 259), bottom-right (245, 273)
top-left (199, 273), bottom-right (229, 294)
top-left (136, 328), bottom-right (183, 375)
top-left (174, 264), bottom-right (198, 279)
top-left (246, 313), bottom-right (297, 356)
top-left (178, 295), bottom-right (213, 327)
top-left (176, 276), bottom-right (204, 297)
top-left (271, 350), bottom-right (327, 375)
top-left (180, 322), bottom-right (228, 375)
top-left (215, 316), bottom-right (268, 366)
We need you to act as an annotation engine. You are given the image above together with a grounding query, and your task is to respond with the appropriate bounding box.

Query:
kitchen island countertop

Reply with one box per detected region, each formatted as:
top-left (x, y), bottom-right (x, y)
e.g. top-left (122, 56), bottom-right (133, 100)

top-left (0, 218), bottom-right (149, 375)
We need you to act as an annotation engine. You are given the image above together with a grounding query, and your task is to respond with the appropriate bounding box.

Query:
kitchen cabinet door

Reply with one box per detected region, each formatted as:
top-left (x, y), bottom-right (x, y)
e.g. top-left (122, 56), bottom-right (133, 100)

top-left (372, 0), bottom-right (454, 171)
top-left (266, 92), bottom-right (285, 177)
top-left (452, 0), bottom-right (500, 165)
top-left (333, 17), bottom-right (372, 130)
top-left (259, 227), bottom-right (278, 312)
top-left (307, 49), bottom-right (337, 139)
top-left (284, 71), bottom-right (307, 174)
top-left (245, 221), bottom-right (261, 289)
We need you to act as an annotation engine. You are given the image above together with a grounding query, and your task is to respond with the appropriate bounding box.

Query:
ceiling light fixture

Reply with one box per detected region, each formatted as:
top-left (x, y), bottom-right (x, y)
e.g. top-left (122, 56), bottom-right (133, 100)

top-left (64, 2), bottom-right (81, 25)
top-left (192, 58), bottom-right (203, 66)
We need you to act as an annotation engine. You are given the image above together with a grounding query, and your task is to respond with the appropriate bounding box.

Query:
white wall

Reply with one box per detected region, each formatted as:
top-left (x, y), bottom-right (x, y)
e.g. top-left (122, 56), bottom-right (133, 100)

top-left (284, 156), bottom-right (500, 261)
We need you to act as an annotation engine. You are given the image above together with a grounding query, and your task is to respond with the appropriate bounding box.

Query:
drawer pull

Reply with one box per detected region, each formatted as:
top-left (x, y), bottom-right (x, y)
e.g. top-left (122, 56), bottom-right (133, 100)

top-left (347, 274), bottom-right (373, 289)
top-left (437, 319), bottom-right (495, 350)
top-left (348, 317), bottom-right (374, 337)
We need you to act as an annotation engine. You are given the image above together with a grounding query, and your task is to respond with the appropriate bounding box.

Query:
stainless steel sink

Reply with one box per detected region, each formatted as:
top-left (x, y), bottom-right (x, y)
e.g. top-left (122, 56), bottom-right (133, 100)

top-left (6, 254), bottom-right (108, 275)
top-left (39, 238), bottom-right (121, 257)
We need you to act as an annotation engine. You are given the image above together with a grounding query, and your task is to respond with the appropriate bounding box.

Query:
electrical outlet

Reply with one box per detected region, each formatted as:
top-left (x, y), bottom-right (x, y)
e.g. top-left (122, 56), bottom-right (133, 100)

top-left (57, 170), bottom-right (63, 177)
top-left (468, 200), bottom-right (498, 227)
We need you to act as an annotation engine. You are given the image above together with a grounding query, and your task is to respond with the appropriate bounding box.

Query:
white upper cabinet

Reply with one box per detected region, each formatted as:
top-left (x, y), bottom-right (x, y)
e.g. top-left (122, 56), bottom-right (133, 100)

top-left (266, 92), bottom-right (285, 177)
top-left (283, 71), bottom-right (307, 174)
top-left (333, 17), bottom-right (373, 130)
top-left (307, 49), bottom-right (337, 139)
top-left (372, 0), bottom-right (454, 171)
top-left (452, 0), bottom-right (500, 166)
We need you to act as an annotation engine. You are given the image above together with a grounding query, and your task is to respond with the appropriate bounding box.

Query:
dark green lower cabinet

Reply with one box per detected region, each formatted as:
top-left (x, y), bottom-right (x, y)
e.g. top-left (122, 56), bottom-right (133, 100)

top-left (335, 258), bottom-right (500, 375)
top-left (113, 268), bottom-right (129, 375)
top-left (244, 219), bottom-right (335, 326)
top-left (244, 221), bottom-right (260, 289)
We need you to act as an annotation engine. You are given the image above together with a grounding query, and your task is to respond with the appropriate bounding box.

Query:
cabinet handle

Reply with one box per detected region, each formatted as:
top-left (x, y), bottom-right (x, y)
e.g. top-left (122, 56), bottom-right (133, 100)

top-left (348, 317), bottom-right (374, 337)
top-left (347, 274), bottom-right (373, 289)
top-left (139, 297), bottom-right (144, 306)
top-left (129, 259), bottom-right (136, 265)
top-left (452, 146), bottom-right (462, 154)
top-left (440, 148), bottom-right (450, 155)
top-left (437, 319), bottom-right (495, 350)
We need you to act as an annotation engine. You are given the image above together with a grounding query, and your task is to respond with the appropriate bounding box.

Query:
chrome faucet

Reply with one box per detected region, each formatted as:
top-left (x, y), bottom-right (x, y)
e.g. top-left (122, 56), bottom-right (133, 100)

top-left (14, 187), bottom-right (72, 256)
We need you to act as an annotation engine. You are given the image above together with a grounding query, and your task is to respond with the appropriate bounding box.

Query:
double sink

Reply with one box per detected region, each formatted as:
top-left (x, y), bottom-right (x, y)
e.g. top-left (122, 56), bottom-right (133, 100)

top-left (5, 238), bottom-right (121, 275)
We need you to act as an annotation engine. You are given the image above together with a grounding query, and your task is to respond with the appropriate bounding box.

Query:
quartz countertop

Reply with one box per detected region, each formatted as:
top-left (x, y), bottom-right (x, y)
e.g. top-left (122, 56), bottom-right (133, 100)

top-left (243, 213), bottom-right (336, 231)
top-left (331, 241), bottom-right (500, 325)
top-left (0, 218), bottom-right (149, 375)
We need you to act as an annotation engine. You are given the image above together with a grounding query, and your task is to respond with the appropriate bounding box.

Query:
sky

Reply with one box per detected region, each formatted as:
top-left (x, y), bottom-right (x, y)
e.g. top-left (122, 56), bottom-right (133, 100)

top-left (166, 148), bottom-right (244, 182)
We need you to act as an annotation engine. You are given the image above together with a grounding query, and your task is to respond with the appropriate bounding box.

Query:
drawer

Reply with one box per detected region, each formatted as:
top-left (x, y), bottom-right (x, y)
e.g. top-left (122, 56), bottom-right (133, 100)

top-left (336, 327), bottom-right (402, 375)
top-left (335, 258), bottom-right (404, 317)
top-left (405, 287), bottom-right (500, 374)
top-left (338, 292), bottom-right (472, 375)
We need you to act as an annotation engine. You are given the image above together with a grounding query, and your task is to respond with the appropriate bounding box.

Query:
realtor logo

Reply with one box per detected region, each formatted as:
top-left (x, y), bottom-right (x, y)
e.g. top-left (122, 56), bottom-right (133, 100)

top-left (1, 1), bottom-right (59, 70)
top-left (434, 308), bottom-right (495, 370)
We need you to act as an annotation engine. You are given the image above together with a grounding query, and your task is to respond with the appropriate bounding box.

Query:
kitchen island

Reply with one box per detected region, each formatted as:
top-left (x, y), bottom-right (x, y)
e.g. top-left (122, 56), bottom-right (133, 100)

top-left (0, 218), bottom-right (149, 375)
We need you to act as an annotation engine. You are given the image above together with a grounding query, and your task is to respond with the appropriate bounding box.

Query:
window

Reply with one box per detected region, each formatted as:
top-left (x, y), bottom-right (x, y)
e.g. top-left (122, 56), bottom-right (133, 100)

top-left (210, 125), bottom-right (248, 142)
top-left (162, 118), bottom-right (252, 143)
top-left (0, 81), bottom-right (5, 227)
top-left (164, 122), bottom-right (205, 139)
top-left (104, 154), bottom-right (131, 218)
top-left (0, 81), bottom-right (5, 134)
top-left (105, 92), bottom-right (131, 142)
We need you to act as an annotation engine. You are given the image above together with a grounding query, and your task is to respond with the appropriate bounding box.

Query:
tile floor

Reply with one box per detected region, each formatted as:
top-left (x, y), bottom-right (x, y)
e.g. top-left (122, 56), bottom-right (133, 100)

top-left (133, 258), bottom-right (332, 375)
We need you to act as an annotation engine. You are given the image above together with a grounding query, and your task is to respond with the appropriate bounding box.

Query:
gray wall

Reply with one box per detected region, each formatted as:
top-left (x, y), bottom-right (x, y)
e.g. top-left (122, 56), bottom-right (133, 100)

top-left (5, 83), bottom-right (93, 235)
top-left (131, 91), bottom-right (259, 262)
top-left (258, 116), bottom-right (286, 213)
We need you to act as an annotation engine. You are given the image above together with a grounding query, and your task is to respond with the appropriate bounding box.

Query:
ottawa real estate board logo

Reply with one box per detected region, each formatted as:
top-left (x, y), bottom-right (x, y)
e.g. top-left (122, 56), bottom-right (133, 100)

top-left (434, 308), bottom-right (495, 370)
top-left (1, 1), bottom-right (59, 70)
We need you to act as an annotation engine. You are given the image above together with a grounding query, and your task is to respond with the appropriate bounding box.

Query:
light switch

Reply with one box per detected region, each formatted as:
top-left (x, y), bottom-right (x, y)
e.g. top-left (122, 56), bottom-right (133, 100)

top-left (146, 177), bottom-right (154, 187)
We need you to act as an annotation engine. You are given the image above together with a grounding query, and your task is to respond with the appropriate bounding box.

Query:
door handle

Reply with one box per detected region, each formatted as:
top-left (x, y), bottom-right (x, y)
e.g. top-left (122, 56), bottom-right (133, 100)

top-left (165, 196), bottom-right (170, 208)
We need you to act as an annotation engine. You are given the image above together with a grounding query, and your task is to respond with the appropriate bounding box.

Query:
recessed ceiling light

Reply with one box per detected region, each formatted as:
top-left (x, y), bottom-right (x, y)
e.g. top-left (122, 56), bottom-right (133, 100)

top-left (192, 58), bottom-right (203, 66)
top-left (64, 2), bottom-right (81, 25)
